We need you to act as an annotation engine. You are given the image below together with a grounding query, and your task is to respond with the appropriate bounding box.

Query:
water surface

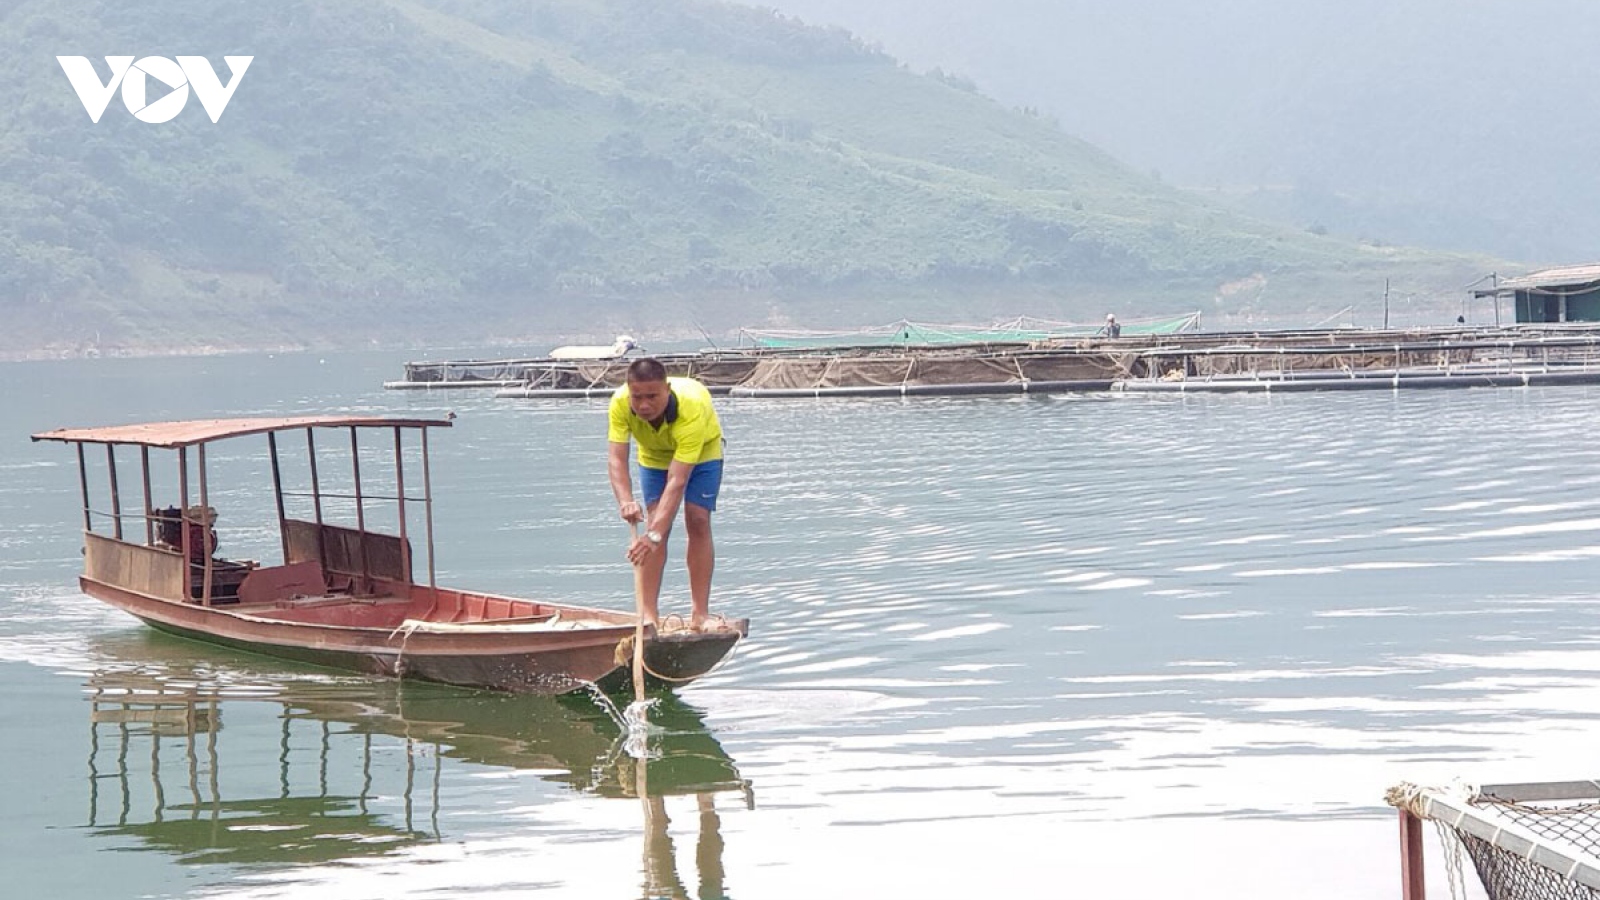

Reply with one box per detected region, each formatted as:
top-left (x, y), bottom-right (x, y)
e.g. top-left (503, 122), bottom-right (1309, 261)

top-left (7, 351), bottom-right (1594, 898)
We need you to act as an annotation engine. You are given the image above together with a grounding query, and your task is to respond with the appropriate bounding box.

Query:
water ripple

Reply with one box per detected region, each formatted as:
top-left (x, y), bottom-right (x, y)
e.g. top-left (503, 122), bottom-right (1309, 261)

top-left (9, 359), bottom-right (1600, 899)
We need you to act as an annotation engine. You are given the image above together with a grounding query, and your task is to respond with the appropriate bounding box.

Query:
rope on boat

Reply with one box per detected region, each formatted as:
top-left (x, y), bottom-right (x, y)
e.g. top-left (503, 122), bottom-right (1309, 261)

top-left (612, 614), bottom-right (744, 684)
top-left (1383, 780), bottom-right (1429, 816)
top-left (382, 614), bottom-right (740, 685)
top-left (1383, 779), bottom-right (1478, 817)
top-left (1385, 780), bottom-right (1475, 900)
top-left (389, 619), bottom-right (418, 677)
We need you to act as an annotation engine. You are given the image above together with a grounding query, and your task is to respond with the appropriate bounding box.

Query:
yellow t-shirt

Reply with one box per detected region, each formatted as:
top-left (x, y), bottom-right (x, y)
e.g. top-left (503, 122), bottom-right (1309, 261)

top-left (608, 377), bottom-right (724, 469)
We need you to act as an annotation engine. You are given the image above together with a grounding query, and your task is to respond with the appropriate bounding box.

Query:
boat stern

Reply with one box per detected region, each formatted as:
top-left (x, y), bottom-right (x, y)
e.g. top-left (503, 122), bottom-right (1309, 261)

top-left (601, 618), bottom-right (749, 693)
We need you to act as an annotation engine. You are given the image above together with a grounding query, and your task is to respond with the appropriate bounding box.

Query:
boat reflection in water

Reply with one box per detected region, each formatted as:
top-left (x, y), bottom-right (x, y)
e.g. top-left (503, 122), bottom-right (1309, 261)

top-left (82, 630), bottom-right (751, 894)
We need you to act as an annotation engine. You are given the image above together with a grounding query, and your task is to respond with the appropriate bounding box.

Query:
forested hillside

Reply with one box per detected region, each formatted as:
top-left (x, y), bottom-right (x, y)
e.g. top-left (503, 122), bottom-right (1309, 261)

top-left (0, 0), bottom-right (1484, 357)
top-left (760, 0), bottom-right (1597, 266)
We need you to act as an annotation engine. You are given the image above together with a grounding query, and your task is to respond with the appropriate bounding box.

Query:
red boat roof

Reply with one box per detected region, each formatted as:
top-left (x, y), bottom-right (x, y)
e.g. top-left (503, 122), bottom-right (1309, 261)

top-left (31, 415), bottom-right (454, 448)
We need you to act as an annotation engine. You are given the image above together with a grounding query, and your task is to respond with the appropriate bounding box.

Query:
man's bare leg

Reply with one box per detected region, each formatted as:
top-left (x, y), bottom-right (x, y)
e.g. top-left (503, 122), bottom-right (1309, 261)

top-left (684, 504), bottom-right (714, 630)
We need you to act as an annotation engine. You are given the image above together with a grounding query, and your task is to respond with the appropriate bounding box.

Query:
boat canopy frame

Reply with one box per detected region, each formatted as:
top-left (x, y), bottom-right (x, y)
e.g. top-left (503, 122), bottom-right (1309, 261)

top-left (32, 416), bottom-right (454, 607)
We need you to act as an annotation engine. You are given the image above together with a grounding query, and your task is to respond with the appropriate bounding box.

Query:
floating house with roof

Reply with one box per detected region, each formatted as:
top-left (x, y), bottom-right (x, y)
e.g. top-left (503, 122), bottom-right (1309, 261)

top-left (1473, 264), bottom-right (1600, 324)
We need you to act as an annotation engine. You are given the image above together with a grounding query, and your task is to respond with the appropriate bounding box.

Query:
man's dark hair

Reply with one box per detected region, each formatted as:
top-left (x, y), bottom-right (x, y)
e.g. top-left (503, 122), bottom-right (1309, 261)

top-left (627, 357), bottom-right (668, 383)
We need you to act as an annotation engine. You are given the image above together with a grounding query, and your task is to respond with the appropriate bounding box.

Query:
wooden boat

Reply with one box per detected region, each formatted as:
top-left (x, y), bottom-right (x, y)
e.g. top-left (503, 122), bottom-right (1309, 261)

top-left (31, 415), bottom-right (747, 694)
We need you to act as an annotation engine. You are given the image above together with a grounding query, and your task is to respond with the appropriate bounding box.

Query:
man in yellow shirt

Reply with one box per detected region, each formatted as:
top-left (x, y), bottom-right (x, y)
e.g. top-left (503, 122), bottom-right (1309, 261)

top-left (607, 357), bottom-right (724, 630)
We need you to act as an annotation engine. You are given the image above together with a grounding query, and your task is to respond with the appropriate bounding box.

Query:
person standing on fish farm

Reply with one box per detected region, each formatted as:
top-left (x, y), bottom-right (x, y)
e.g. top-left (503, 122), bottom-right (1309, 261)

top-left (607, 357), bottom-right (725, 631)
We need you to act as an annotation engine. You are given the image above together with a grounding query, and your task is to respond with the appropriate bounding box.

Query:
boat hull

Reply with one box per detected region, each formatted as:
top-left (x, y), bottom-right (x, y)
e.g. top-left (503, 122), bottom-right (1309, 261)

top-left (597, 624), bottom-right (750, 693)
top-left (86, 577), bottom-right (743, 695)
top-left (138, 616), bottom-right (626, 694)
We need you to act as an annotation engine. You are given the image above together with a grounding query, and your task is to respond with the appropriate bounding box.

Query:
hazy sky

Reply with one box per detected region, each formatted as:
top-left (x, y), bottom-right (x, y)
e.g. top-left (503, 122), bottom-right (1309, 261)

top-left (754, 0), bottom-right (1600, 262)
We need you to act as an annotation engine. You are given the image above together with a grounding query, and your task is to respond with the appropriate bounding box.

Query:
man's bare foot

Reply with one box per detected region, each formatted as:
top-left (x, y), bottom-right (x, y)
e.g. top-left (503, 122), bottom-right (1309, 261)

top-left (689, 614), bottom-right (726, 633)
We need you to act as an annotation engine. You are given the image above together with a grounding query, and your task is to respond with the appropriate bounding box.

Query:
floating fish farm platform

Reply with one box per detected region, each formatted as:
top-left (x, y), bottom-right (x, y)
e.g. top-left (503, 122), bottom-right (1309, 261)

top-left (387, 319), bottom-right (1600, 399)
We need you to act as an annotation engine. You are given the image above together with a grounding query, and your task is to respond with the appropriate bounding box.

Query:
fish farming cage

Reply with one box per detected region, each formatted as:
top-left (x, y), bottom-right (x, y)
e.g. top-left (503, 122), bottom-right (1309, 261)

top-left (734, 312), bottom-right (1204, 349)
top-left (1388, 780), bottom-right (1600, 900)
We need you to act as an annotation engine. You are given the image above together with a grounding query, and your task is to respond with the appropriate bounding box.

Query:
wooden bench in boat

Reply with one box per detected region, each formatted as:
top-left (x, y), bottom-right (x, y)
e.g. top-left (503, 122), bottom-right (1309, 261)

top-left (234, 560), bottom-right (330, 606)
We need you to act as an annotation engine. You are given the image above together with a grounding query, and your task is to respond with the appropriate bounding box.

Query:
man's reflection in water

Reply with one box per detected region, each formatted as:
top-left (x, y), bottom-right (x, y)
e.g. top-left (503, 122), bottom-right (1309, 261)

top-left (639, 773), bottom-right (729, 899)
top-left (694, 794), bottom-right (726, 898)
top-left (626, 694), bottom-right (750, 900)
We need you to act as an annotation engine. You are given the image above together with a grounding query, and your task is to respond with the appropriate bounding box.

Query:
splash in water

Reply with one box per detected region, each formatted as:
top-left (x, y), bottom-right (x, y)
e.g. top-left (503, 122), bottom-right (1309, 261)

top-left (573, 680), bottom-right (630, 728)
top-left (623, 697), bottom-right (659, 759)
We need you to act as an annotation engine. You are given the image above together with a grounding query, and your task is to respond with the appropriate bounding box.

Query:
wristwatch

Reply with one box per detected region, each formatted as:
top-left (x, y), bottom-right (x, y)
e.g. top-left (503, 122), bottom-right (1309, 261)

top-left (645, 529), bottom-right (663, 546)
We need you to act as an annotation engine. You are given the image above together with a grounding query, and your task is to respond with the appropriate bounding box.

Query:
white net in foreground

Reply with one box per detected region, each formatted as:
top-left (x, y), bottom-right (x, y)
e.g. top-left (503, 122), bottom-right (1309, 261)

top-left (1388, 780), bottom-right (1600, 900)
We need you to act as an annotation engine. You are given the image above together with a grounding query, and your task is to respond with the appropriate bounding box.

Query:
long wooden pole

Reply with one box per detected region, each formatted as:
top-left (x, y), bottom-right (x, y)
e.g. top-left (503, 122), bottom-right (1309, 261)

top-left (628, 523), bottom-right (646, 702)
top-left (637, 756), bottom-right (655, 895)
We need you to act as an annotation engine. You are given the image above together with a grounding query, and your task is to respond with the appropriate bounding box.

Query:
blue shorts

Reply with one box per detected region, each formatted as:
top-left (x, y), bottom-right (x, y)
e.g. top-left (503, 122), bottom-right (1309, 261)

top-left (640, 459), bottom-right (723, 512)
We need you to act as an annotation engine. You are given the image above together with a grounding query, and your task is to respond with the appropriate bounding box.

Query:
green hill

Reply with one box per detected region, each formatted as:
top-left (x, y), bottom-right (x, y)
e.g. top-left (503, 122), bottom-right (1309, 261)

top-left (0, 0), bottom-right (1486, 358)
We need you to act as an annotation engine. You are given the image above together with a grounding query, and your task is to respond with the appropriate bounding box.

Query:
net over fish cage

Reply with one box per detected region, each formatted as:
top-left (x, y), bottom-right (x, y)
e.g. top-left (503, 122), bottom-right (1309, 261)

top-left (1388, 780), bottom-right (1600, 900)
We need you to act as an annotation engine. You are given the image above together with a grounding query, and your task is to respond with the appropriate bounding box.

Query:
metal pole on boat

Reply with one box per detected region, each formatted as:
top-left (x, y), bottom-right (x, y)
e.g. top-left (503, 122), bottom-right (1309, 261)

top-left (105, 444), bottom-right (122, 540)
top-left (267, 432), bottom-right (289, 564)
top-left (306, 428), bottom-right (323, 524)
top-left (421, 427), bottom-right (438, 600)
top-left (75, 443), bottom-right (91, 533)
top-left (349, 427), bottom-right (370, 591)
top-left (198, 443), bottom-right (212, 607)
top-left (307, 427), bottom-right (326, 570)
top-left (178, 447), bottom-right (191, 600)
top-left (393, 427), bottom-right (410, 583)
top-left (140, 447), bottom-right (153, 546)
